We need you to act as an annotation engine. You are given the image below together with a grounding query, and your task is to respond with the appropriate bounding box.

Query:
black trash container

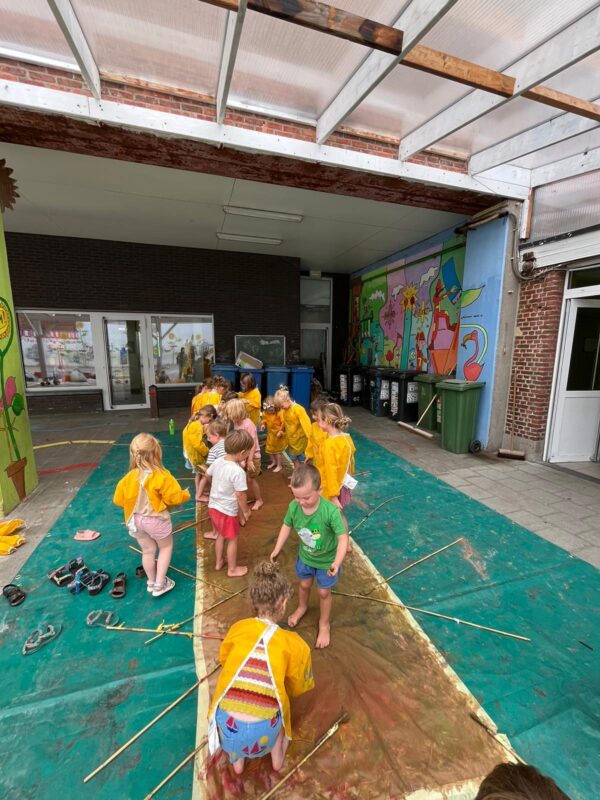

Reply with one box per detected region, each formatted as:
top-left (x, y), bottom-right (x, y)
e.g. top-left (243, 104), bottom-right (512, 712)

top-left (338, 366), bottom-right (352, 406)
top-left (362, 368), bottom-right (375, 410)
top-left (372, 368), bottom-right (393, 417)
top-left (350, 367), bottom-right (364, 406)
top-left (390, 370), bottom-right (420, 422)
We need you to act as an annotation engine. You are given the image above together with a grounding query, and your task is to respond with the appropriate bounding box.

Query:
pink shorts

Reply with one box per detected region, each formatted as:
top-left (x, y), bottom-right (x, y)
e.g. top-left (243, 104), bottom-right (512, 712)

top-left (131, 513), bottom-right (172, 541)
top-left (208, 508), bottom-right (240, 541)
top-left (338, 486), bottom-right (352, 509)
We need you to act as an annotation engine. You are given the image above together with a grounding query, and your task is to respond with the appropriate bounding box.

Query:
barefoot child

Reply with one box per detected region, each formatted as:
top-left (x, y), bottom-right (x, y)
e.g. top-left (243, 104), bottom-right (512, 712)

top-left (270, 463), bottom-right (348, 648)
top-left (208, 560), bottom-right (314, 775)
top-left (274, 387), bottom-right (312, 469)
top-left (238, 372), bottom-right (262, 427)
top-left (317, 403), bottom-right (356, 549)
top-left (206, 430), bottom-right (253, 577)
top-left (260, 395), bottom-right (286, 472)
top-left (222, 398), bottom-right (263, 511)
top-left (114, 433), bottom-right (190, 597)
top-left (197, 418), bottom-right (229, 538)
top-left (304, 397), bottom-right (328, 472)
top-left (183, 405), bottom-right (217, 500)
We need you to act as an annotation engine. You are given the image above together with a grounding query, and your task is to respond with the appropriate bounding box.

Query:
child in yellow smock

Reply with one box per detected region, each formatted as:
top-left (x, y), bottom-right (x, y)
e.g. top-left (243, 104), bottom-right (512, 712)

top-left (238, 372), bottom-right (262, 427)
top-left (304, 397), bottom-right (328, 472)
top-left (208, 560), bottom-right (314, 775)
top-left (317, 402), bottom-right (356, 548)
top-left (260, 395), bottom-right (286, 472)
top-left (274, 387), bottom-right (312, 468)
top-left (191, 378), bottom-right (221, 415)
top-left (183, 405), bottom-right (216, 499)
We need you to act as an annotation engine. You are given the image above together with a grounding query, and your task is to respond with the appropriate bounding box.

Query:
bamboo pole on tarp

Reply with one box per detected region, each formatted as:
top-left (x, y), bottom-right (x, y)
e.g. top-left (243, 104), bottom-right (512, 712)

top-left (83, 666), bottom-right (218, 783)
top-left (127, 544), bottom-right (227, 592)
top-left (366, 537), bottom-right (464, 594)
top-left (144, 738), bottom-right (208, 800)
top-left (332, 591), bottom-right (530, 642)
top-left (349, 495), bottom-right (404, 536)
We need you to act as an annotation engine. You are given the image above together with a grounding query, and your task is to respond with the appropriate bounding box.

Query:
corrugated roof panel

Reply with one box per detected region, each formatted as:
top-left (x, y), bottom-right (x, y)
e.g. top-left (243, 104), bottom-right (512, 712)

top-left (0, 0), bottom-right (76, 63)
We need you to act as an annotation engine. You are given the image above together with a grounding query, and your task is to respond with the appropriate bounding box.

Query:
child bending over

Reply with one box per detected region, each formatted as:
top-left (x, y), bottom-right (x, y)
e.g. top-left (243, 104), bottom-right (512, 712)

top-left (271, 463), bottom-right (348, 648)
top-left (238, 372), bottom-right (262, 427)
top-left (114, 433), bottom-right (190, 597)
top-left (208, 560), bottom-right (314, 775)
top-left (274, 386), bottom-right (312, 469)
top-left (260, 395), bottom-right (286, 472)
top-left (206, 430), bottom-right (253, 578)
top-left (222, 398), bottom-right (263, 511)
top-left (191, 378), bottom-right (221, 414)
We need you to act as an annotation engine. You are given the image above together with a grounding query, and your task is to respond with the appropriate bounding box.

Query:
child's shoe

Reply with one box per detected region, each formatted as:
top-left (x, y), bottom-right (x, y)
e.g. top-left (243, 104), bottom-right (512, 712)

top-left (147, 581), bottom-right (155, 593)
top-left (152, 577), bottom-right (175, 597)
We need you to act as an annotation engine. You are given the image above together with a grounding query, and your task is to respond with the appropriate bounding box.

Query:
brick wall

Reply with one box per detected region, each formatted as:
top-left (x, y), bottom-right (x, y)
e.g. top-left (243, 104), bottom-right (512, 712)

top-left (506, 270), bottom-right (566, 443)
top-left (0, 57), bottom-right (468, 173)
top-left (6, 232), bottom-right (301, 363)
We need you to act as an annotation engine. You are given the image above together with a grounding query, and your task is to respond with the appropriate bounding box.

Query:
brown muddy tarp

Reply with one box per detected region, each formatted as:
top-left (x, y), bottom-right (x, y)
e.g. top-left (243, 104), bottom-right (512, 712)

top-left (192, 469), bottom-right (509, 799)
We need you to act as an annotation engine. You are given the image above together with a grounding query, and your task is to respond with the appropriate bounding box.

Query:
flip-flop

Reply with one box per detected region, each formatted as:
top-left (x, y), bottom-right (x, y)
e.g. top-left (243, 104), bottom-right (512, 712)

top-left (86, 610), bottom-right (120, 628)
top-left (3, 583), bottom-right (26, 606)
top-left (68, 567), bottom-right (91, 594)
top-left (110, 573), bottom-right (127, 599)
top-left (74, 529), bottom-right (101, 542)
top-left (22, 623), bottom-right (62, 656)
top-left (88, 570), bottom-right (111, 597)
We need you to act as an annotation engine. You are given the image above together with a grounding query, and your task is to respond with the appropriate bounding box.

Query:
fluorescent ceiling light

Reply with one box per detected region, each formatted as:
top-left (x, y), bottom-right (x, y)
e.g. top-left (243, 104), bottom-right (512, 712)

top-left (223, 206), bottom-right (303, 223)
top-left (216, 232), bottom-right (283, 246)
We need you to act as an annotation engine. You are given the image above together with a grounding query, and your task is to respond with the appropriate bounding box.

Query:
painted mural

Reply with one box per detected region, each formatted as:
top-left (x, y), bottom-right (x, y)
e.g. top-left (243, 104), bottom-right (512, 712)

top-left (350, 237), bottom-right (483, 374)
top-left (0, 212), bottom-right (37, 515)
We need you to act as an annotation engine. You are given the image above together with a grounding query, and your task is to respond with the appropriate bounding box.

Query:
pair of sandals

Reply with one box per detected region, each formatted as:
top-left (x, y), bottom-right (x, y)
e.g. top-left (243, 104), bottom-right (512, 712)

top-left (22, 623), bottom-right (62, 656)
top-left (69, 567), bottom-right (110, 596)
top-left (48, 557), bottom-right (87, 587)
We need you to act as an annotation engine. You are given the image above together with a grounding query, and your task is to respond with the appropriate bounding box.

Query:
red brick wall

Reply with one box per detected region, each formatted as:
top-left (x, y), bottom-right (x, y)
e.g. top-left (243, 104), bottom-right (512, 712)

top-left (0, 57), bottom-right (467, 173)
top-left (506, 270), bottom-right (566, 442)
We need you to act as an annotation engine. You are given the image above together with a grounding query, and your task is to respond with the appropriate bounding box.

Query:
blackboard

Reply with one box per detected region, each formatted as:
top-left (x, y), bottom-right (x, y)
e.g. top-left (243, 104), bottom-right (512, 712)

top-left (235, 335), bottom-right (286, 366)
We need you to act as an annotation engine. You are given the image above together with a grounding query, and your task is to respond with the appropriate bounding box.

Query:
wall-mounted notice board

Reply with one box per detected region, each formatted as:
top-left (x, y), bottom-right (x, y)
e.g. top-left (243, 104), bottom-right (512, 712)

top-left (234, 335), bottom-right (286, 366)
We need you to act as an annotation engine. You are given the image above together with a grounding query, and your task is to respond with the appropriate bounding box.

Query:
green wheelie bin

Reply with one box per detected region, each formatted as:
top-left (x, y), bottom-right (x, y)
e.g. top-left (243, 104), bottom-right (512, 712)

top-left (436, 379), bottom-right (486, 454)
top-left (415, 373), bottom-right (440, 432)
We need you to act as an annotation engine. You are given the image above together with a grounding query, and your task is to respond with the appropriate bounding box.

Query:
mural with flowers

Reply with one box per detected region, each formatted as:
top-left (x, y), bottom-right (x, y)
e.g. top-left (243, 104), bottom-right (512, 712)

top-left (0, 213), bottom-right (37, 515)
top-left (350, 237), bottom-right (482, 373)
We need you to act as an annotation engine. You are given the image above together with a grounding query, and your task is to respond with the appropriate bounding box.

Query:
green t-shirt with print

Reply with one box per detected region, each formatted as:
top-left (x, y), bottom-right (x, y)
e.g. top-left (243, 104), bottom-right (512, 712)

top-left (283, 497), bottom-right (346, 569)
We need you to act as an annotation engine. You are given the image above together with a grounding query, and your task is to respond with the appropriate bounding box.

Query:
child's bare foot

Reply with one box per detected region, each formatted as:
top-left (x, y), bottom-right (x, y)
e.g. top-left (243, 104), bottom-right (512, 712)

top-left (232, 756), bottom-right (245, 775)
top-left (315, 623), bottom-right (330, 649)
top-left (227, 566), bottom-right (248, 578)
top-left (196, 494), bottom-right (209, 503)
top-left (287, 606), bottom-right (307, 628)
top-left (266, 463), bottom-right (274, 470)
top-left (203, 530), bottom-right (218, 540)
top-left (252, 499), bottom-right (264, 511)
top-left (215, 559), bottom-right (226, 571)
top-left (272, 465), bottom-right (282, 473)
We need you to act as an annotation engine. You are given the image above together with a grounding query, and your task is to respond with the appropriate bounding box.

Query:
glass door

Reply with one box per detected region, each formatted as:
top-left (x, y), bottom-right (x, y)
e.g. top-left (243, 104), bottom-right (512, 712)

top-left (103, 316), bottom-right (150, 408)
top-left (549, 299), bottom-right (600, 462)
top-left (301, 324), bottom-right (331, 390)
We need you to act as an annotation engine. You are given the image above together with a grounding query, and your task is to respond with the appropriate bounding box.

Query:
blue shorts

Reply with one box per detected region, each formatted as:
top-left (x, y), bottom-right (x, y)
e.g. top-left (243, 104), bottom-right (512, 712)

top-left (216, 707), bottom-right (282, 763)
top-left (295, 556), bottom-right (341, 589)
top-left (287, 451), bottom-right (305, 463)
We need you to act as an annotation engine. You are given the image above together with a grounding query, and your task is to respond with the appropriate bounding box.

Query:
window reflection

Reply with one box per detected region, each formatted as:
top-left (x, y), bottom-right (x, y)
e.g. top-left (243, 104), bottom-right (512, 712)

top-left (151, 316), bottom-right (214, 384)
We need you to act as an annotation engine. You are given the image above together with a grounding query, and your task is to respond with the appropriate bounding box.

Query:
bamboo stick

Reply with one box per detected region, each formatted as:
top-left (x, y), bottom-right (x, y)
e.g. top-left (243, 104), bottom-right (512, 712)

top-left (349, 495), bottom-right (404, 535)
top-left (367, 537), bottom-right (464, 593)
top-left (83, 667), bottom-right (218, 783)
top-left (127, 545), bottom-right (226, 591)
top-left (105, 624), bottom-right (222, 640)
top-left (332, 591), bottom-right (530, 642)
top-left (469, 712), bottom-right (526, 764)
top-left (258, 713), bottom-right (350, 800)
top-left (144, 739), bottom-right (207, 800)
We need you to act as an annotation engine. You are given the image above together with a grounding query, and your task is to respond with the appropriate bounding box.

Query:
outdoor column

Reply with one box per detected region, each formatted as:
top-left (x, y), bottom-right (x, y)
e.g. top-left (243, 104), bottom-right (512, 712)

top-left (0, 171), bottom-right (37, 515)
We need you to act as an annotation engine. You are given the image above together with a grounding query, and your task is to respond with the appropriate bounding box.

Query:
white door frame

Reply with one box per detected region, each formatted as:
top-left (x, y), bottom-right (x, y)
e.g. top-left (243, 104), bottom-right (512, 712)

top-left (546, 297), bottom-right (600, 462)
top-left (99, 313), bottom-right (153, 409)
top-left (300, 322), bottom-right (332, 391)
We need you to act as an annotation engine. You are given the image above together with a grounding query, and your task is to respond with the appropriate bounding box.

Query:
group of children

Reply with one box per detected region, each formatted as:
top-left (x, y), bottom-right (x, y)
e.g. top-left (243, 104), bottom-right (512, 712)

top-left (112, 372), bottom-right (357, 774)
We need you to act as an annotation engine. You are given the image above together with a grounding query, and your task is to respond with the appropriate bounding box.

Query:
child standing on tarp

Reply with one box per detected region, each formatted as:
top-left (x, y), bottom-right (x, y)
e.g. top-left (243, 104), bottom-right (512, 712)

top-left (114, 433), bottom-right (190, 597)
top-left (270, 463), bottom-right (348, 648)
top-left (260, 395), bottom-right (286, 472)
top-left (274, 386), bottom-right (312, 468)
top-left (317, 402), bottom-right (356, 550)
top-left (238, 372), bottom-right (262, 427)
top-left (191, 378), bottom-right (221, 415)
top-left (305, 396), bottom-right (328, 472)
top-left (208, 560), bottom-right (314, 775)
top-left (183, 405), bottom-right (216, 500)
top-left (222, 398), bottom-right (263, 511)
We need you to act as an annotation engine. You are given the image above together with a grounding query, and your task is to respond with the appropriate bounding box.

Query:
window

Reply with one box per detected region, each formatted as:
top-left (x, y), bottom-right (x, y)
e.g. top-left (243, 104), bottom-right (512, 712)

top-left (151, 315), bottom-right (214, 384)
top-left (300, 277), bottom-right (331, 323)
top-left (17, 311), bottom-right (96, 388)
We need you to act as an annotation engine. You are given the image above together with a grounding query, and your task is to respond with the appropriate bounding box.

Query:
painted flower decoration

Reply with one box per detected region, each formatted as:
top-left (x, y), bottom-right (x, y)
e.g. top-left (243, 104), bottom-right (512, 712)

top-left (402, 285), bottom-right (418, 311)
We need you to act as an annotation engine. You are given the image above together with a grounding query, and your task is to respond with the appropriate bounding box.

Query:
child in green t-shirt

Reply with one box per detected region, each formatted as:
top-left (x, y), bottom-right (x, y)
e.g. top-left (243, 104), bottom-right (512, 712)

top-left (270, 463), bottom-right (349, 649)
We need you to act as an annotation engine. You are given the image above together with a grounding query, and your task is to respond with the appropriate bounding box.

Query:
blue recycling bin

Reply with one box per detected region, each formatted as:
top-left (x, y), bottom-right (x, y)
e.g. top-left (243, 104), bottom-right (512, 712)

top-left (289, 365), bottom-right (314, 409)
top-left (211, 363), bottom-right (238, 387)
top-left (264, 366), bottom-right (290, 398)
top-left (237, 367), bottom-right (264, 395)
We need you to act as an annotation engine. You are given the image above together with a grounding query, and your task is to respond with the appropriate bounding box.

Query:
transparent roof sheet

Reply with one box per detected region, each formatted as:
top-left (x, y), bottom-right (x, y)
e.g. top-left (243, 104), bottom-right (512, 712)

top-left (229, 1), bottom-right (404, 118)
top-left (530, 170), bottom-right (600, 240)
top-left (71, 0), bottom-right (226, 95)
top-left (514, 127), bottom-right (600, 171)
top-left (0, 0), bottom-right (76, 63)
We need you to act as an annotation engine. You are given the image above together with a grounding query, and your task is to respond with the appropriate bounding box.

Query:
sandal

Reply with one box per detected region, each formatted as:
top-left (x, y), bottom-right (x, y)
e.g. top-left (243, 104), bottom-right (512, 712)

top-left (135, 565), bottom-right (146, 579)
top-left (3, 583), bottom-right (26, 606)
top-left (88, 570), bottom-right (110, 597)
top-left (74, 529), bottom-right (101, 542)
top-left (48, 566), bottom-right (74, 587)
top-left (68, 557), bottom-right (86, 574)
top-left (22, 623), bottom-right (62, 656)
top-left (68, 567), bottom-right (91, 594)
top-left (86, 610), bottom-right (119, 628)
top-left (110, 573), bottom-right (127, 599)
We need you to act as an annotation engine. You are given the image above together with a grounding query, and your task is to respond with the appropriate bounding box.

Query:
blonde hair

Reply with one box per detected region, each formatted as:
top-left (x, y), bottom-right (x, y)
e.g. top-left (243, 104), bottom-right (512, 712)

top-left (249, 561), bottom-right (292, 617)
top-left (129, 433), bottom-right (163, 472)
top-left (263, 395), bottom-right (276, 413)
top-left (319, 402), bottom-right (351, 431)
top-left (224, 429), bottom-right (253, 455)
top-left (196, 378), bottom-right (214, 395)
top-left (274, 386), bottom-right (292, 405)
top-left (206, 418), bottom-right (228, 438)
top-left (222, 398), bottom-right (248, 424)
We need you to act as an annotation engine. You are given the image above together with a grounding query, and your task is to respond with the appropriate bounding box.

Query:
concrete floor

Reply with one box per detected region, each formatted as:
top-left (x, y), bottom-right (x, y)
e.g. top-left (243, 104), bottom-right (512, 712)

top-left (2, 405), bottom-right (599, 587)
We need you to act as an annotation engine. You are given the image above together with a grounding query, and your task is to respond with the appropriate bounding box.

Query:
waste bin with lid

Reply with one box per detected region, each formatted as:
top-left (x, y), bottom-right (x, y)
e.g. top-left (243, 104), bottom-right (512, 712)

top-left (264, 367), bottom-right (290, 398)
top-left (338, 366), bottom-right (352, 406)
top-left (211, 364), bottom-right (238, 387)
top-left (414, 373), bottom-right (441, 431)
top-left (436, 379), bottom-right (486, 454)
top-left (289, 365), bottom-right (314, 409)
top-left (362, 368), bottom-right (375, 410)
top-left (350, 367), bottom-right (363, 406)
top-left (372, 369), bottom-right (393, 417)
top-left (389, 370), bottom-right (419, 422)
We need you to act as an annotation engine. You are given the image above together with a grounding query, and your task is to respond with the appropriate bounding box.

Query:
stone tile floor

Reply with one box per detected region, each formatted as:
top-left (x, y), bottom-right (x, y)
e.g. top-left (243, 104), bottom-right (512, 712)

top-left (2, 406), bottom-right (599, 587)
